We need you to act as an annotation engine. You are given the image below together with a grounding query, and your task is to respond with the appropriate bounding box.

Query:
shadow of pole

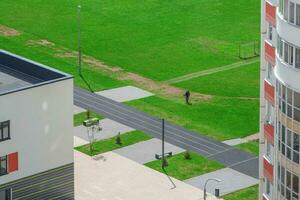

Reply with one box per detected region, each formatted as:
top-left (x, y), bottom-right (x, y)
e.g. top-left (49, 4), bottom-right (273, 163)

top-left (162, 167), bottom-right (176, 190)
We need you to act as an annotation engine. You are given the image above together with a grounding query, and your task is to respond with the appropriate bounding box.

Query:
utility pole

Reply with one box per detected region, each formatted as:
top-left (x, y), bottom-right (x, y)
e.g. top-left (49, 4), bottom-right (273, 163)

top-left (77, 5), bottom-right (82, 76)
top-left (76, 5), bottom-right (94, 93)
top-left (162, 118), bottom-right (165, 168)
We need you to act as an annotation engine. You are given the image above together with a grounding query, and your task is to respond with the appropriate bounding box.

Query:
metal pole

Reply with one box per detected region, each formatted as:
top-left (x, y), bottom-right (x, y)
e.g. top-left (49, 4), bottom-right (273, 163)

top-left (203, 178), bottom-right (221, 200)
top-left (162, 118), bottom-right (165, 168)
top-left (77, 5), bottom-right (82, 76)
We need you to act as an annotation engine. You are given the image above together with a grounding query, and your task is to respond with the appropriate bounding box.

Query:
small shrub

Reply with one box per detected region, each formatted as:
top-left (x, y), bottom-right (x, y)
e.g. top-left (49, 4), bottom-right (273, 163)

top-left (115, 132), bottom-right (122, 145)
top-left (184, 150), bottom-right (192, 160)
top-left (162, 157), bottom-right (169, 167)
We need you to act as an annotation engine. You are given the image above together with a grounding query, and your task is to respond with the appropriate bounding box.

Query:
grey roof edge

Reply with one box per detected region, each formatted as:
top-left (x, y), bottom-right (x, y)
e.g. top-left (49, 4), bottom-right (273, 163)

top-left (0, 49), bottom-right (74, 96)
top-left (0, 49), bottom-right (73, 78)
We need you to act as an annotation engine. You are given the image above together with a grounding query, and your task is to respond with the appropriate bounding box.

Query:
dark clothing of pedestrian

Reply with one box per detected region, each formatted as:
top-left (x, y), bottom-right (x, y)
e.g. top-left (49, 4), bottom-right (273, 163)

top-left (184, 91), bottom-right (191, 105)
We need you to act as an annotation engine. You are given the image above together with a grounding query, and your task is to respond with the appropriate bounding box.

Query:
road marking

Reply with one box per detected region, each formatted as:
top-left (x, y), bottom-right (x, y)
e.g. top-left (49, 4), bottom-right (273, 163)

top-left (164, 58), bottom-right (260, 84)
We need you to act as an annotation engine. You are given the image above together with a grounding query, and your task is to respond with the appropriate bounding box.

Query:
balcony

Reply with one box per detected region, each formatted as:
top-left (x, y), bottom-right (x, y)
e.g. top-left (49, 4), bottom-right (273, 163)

top-left (263, 157), bottom-right (273, 183)
top-left (264, 123), bottom-right (274, 145)
top-left (265, 1), bottom-right (276, 26)
top-left (265, 41), bottom-right (275, 65)
top-left (264, 80), bottom-right (275, 105)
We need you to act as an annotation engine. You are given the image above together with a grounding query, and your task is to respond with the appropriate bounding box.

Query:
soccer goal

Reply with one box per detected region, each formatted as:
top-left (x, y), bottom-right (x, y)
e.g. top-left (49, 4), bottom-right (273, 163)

top-left (239, 41), bottom-right (260, 59)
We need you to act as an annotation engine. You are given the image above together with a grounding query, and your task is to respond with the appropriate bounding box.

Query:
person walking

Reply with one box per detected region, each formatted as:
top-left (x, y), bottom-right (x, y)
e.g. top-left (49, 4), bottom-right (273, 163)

top-left (184, 90), bottom-right (191, 105)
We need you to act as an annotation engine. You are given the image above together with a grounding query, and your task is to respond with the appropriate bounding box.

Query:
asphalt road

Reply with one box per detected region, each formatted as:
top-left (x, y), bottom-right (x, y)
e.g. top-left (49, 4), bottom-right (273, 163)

top-left (74, 87), bottom-right (259, 179)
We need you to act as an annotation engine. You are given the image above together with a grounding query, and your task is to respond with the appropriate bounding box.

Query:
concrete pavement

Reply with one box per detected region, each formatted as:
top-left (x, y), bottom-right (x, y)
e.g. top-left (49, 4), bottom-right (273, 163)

top-left (74, 150), bottom-right (220, 200)
top-left (185, 168), bottom-right (258, 196)
top-left (73, 118), bottom-right (135, 147)
top-left (95, 86), bottom-right (154, 102)
top-left (74, 87), bottom-right (259, 178)
top-left (113, 138), bottom-right (185, 164)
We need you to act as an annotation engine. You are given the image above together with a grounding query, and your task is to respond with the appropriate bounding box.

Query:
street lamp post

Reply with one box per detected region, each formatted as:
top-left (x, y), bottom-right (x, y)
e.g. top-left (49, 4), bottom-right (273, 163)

top-left (77, 5), bottom-right (82, 76)
top-left (203, 178), bottom-right (221, 200)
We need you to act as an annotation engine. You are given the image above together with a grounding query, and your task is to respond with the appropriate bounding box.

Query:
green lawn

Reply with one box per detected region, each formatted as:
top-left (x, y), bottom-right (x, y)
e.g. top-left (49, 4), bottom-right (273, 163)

top-left (175, 62), bottom-right (260, 98)
top-left (145, 151), bottom-right (224, 180)
top-left (75, 130), bottom-right (152, 156)
top-left (0, 34), bottom-right (126, 92)
top-left (236, 141), bottom-right (259, 156)
top-left (74, 111), bottom-right (104, 127)
top-left (223, 185), bottom-right (258, 200)
top-left (0, 0), bottom-right (260, 142)
top-left (127, 96), bottom-right (259, 141)
top-left (0, 0), bottom-right (260, 81)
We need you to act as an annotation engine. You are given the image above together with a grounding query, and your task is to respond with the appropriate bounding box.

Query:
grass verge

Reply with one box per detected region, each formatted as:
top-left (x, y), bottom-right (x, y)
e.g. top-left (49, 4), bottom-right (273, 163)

top-left (145, 151), bottom-right (224, 181)
top-left (236, 141), bottom-right (259, 156)
top-left (127, 96), bottom-right (259, 141)
top-left (223, 185), bottom-right (258, 200)
top-left (75, 130), bottom-right (152, 156)
top-left (74, 111), bottom-right (104, 127)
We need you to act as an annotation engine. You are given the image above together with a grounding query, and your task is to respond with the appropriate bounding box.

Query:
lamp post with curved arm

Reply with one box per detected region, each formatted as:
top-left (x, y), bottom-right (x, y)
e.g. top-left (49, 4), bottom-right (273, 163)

top-left (203, 178), bottom-right (221, 200)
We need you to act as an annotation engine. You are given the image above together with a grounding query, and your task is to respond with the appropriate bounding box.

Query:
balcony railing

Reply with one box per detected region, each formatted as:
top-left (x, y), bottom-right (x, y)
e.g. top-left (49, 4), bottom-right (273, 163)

top-left (266, 1), bottom-right (276, 26)
top-left (264, 80), bottom-right (275, 105)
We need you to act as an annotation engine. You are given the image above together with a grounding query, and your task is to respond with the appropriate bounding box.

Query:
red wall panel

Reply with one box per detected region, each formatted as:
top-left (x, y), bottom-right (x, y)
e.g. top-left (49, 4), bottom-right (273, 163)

top-left (264, 80), bottom-right (275, 105)
top-left (8, 152), bottom-right (18, 173)
top-left (265, 41), bottom-right (276, 66)
top-left (264, 123), bottom-right (275, 145)
top-left (266, 1), bottom-right (276, 26)
top-left (263, 157), bottom-right (273, 183)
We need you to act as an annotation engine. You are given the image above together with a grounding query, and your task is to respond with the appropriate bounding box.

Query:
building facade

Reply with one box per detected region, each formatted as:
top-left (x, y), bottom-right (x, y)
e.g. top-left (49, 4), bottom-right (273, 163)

top-left (0, 50), bottom-right (74, 199)
top-left (260, 0), bottom-right (300, 199)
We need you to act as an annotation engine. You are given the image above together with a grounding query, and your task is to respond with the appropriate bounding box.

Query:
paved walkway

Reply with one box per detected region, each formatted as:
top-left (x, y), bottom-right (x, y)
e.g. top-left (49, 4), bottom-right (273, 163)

top-left (73, 118), bottom-right (135, 147)
top-left (165, 58), bottom-right (259, 84)
top-left (113, 138), bottom-right (185, 164)
top-left (222, 138), bottom-right (248, 146)
top-left (74, 105), bottom-right (86, 115)
top-left (75, 151), bottom-right (220, 200)
top-left (74, 87), bottom-right (259, 178)
top-left (185, 168), bottom-right (258, 196)
top-left (95, 86), bottom-right (154, 102)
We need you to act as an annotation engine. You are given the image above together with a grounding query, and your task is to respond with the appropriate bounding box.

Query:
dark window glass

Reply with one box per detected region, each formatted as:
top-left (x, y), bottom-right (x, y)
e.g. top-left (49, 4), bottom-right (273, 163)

top-left (0, 121), bottom-right (10, 142)
top-left (0, 188), bottom-right (11, 200)
top-left (288, 105), bottom-right (293, 118)
top-left (286, 188), bottom-right (291, 200)
top-left (294, 108), bottom-right (300, 122)
top-left (282, 143), bottom-right (286, 155)
top-left (293, 151), bottom-right (299, 163)
top-left (293, 174), bottom-right (299, 193)
top-left (0, 156), bottom-right (7, 176)
top-left (287, 148), bottom-right (292, 159)
top-left (294, 134), bottom-right (299, 151)
top-left (282, 126), bottom-right (286, 143)
top-left (297, 4), bottom-right (300, 26)
top-left (290, 2), bottom-right (295, 23)
top-left (294, 92), bottom-right (300, 108)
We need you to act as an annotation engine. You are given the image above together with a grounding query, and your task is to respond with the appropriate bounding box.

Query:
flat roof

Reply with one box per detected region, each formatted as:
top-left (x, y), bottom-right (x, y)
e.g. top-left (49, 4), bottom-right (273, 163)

top-left (0, 50), bottom-right (72, 96)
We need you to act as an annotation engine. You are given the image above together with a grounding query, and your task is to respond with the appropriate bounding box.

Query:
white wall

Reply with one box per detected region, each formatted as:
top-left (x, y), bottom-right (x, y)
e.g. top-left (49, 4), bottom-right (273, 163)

top-left (0, 79), bottom-right (73, 185)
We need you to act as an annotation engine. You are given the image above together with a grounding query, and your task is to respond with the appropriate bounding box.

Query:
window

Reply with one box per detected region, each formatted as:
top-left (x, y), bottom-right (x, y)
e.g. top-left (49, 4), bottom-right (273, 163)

top-left (293, 134), bottom-right (299, 163)
top-left (284, 43), bottom-right (289, 63)
top-left (289, 45), bottom-right (294, 65)
top-left (289, 1), bottom-right (295, 23)
top-left (0, 121), bottom-right (10, 142)
top-left (267, 63), bottom-right (273, 81)
top-left (0, 156), bottom-right (7, 176)
top-left (293, 174), bottom-right (299, 199)
top-left (285, 0), bottom-right (289, 20)
top-left (280, 0), bottom-right (284, 14)
top-left (268, 24), bottom-right (273, 41)
top-left (266, 141), bottom-right (272, 160)
top-left (295, 48), bottom-right (300, 68)
top-left (278, 37), bottom-right (283, 58)
top-left (266, 179), bottom-right (271, 196)
top-left (296, 4), bottom-right (300, 26)
top-left (0, 188), bottom-right (11, 200)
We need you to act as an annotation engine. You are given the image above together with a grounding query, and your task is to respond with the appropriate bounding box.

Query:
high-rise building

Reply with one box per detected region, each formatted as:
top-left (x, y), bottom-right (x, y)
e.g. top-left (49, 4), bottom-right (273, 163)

top-left (0, 50), bottom-right (74, 199)
top-left (260, 0), bottom-right (300, 199)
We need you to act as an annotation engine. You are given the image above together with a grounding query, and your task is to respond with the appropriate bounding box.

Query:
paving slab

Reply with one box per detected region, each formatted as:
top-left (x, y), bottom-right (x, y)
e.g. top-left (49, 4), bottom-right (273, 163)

top-left (222, 138), bottom-right (248, 146)
top-left (75, 151), bottom-right (220, 200)
top-left (113, 138), bottom-right (185, 164)
top-left (185, 168), bottom-right (258, 196)
top-left (73, 118), bottom-right (135, 147)
top-left (73, 105), bottom-right (86, 115)
top-left (95, 86), bottom-right (154, 102)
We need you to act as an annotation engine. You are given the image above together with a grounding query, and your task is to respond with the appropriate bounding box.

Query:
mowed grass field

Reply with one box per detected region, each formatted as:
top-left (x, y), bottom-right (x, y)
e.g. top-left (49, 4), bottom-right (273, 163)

top-left (0, 0), bottom-right (260, 140)
top-left (0, 0), bottom-right (260, 81)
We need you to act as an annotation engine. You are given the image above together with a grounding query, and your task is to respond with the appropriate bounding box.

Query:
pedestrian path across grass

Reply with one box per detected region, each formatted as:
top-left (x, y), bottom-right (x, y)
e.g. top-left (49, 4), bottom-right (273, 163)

top-left (165, 58), bottom-right (260, 84)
